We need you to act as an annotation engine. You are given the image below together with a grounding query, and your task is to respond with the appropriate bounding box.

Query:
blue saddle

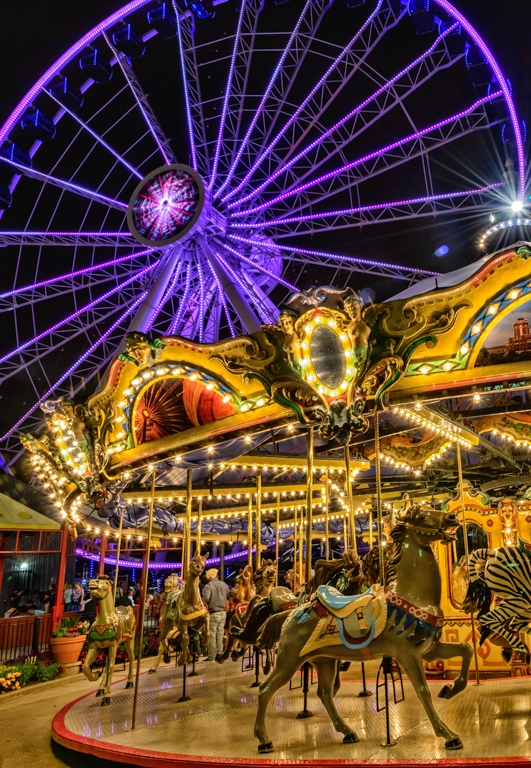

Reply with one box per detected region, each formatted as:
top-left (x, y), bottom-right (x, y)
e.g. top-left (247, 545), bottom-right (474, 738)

top-left (316, 585), bottom-right (370, 616)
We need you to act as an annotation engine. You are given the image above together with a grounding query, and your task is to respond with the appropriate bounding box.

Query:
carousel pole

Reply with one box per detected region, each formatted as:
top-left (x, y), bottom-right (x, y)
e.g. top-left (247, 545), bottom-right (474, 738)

top-left (305, 427), bottom-right (314, 585)
top-left (293, 500), bottom-right (299, 586)
top-left (131, 468), bottom-right (155, 730)
top-left (456, 443), bottom-right (481, 685)
top-left (255, 472), bottom-right (262, 569)
top-left (325, 468), bottom-right (330, 559)
top-left (183, 469), bottom-right (193, 579)
top-left (275, 493), bottom-right (280, 585)
top-left (247, 495), bottom-right (253, 568)
top-left (374, 406), bottom-right (385, 583)
top-left (196, 496), bottom-right (202, 548)
top-left (113, 506), bottom-right (125, 601)
top-left (345, 445), bottom-right (358, 553)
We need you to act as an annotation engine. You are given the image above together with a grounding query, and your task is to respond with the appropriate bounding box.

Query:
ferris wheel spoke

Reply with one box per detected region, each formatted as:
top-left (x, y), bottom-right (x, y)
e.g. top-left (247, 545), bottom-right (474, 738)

top-left (214, 239), bottom-right (297, 293)
top-left (228, 22), bottom-right (468, 212)
top-left (0, 156), bottom-right (128, 212)
top-left (206, 261), bottom-right (236, 337)
top-left (213, 0), bottom-right (332, 200)
top-left (208, 0), bottom-right (250, 191)
top-left (0, 248), bottom-right (158, 312)
top-left (103, 31), bottom-right (176, 166)
top-left (174, 4), bottom-right (209, 177)
top-left (0, 291), bottom-right (147, 446)
top-left (233, 92), bottom-right (503, 219)
top-left (0, 231), bottom-right (137, 247)
top-left (0, 262), bottom-right (156, 375)
top-left (225, 233), bottom-right (439, 282)
top-left (144, 248), bottom-right (184, 333)
top-left (236, 185), bottom-right (504, 236)
top-left (168, 261), bottom-right (193, 335)
top-left (222, 0), bottom-right (405, 204)
top-left (214, 241), bottom-right (279, 325)
top-left (208, 0), bottom-right (263, 192)
top-left (45, 90), bottom-right (143, 180)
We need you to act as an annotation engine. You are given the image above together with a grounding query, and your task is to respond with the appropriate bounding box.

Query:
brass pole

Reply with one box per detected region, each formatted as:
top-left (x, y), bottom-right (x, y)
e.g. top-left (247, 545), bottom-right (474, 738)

top-left (374, 406), bottom-right (384, 584)
top-left (325, 468), bottom-right (330, 559)
top-left (183, 469), bottom-right (192, 579)
top-left (196, 496), bottom-right (202, 548)
top-left (132, 469), bottom-right (155, 729)
top-left (305, 426), bottom-right (314, 585)
top-left (275, 493), bottom-right (280, 585)
top-left (256, 472), bottom-right (262, 570)
top-left (293, 498), bottom-right (299, 585)
top-left (345, 444), bottom-right (357, 553)
top-left (456, 442), bottom-right (481, 685)
top-left (113, 505), bottom-right (125, 601)
top-left (247, 495), bottom-right (253, 568)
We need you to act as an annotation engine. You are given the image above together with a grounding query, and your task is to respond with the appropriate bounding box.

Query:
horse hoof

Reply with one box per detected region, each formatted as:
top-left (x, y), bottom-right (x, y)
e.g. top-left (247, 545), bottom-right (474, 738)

top-left (438, 684), bottom-right (452, 699)
top-left (215, 655), bottom-right (224, 665)
top-left (125, 682), bottom-right (134, 689)
top-left (258, 742), bottom-right (274, 754)
top-left (445, 738), bottom-right (463, 750)
top-left (339, 662), bottom-right (351, 672)
top-left (95, 689), bottom-right (103, 697)
top-left (101, 698), bottom-right (111, 707)
top-left (343, 733), bottom-right (359, 744)
top-left (148, 669), bottom-right (157, 675)
top-left (163, 653), bottom-right (171, 664)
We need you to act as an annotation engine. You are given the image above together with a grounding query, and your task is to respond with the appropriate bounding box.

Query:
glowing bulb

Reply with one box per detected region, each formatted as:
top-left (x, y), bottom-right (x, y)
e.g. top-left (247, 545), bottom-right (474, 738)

top-left (512, 200), bottom-right (524, 213)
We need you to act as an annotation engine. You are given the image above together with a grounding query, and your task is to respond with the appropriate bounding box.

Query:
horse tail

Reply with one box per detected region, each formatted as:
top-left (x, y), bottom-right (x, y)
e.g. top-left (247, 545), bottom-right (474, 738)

top-left (256, 612), bottom-right (290, 650)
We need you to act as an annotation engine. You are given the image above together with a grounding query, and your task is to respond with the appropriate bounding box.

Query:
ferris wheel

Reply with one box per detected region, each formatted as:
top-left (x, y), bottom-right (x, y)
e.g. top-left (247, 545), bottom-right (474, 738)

top-left (0, 0), bottom-right (524, 465)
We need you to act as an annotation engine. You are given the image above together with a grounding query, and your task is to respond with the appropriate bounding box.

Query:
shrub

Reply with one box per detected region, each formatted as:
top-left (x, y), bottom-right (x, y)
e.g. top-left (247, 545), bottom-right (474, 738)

top-left (0, 661), bottom-right (61, 693)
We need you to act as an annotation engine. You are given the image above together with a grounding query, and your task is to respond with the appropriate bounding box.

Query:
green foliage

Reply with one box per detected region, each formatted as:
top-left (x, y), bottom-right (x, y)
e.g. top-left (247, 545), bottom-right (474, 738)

top-left (52, 617), bottom-right (90, 638)
top-left (0, 661), bottom-right (61, 693)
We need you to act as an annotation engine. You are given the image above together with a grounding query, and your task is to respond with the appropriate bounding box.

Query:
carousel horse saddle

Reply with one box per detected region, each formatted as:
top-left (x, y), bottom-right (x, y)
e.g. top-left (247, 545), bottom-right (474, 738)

top-left (316, 586), bottom-right (374, 619)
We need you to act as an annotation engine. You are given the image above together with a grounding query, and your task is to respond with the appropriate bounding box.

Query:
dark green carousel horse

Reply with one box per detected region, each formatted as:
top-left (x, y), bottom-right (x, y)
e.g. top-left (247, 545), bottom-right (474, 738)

top-left (253, 500), bottom-right (472, 753)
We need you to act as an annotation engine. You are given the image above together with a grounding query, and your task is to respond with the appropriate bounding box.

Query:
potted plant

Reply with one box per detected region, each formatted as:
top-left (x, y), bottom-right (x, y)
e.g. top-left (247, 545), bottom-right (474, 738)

top-left (50, 618), bottom-right (90, 665)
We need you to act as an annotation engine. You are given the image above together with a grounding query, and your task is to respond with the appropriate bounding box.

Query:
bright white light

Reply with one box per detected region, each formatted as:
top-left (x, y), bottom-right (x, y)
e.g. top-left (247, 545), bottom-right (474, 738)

top-left (512, 200), bottom-right (524, 213)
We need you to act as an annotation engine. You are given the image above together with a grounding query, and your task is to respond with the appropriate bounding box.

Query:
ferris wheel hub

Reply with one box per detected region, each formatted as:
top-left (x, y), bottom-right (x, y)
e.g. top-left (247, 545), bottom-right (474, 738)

top-left (127, 163), bottom-right (207, 247)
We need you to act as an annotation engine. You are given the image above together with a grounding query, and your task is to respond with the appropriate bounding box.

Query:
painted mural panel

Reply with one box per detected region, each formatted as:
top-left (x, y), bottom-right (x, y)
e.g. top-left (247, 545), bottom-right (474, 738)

top-left (475, 298), bottom-right (531, 367)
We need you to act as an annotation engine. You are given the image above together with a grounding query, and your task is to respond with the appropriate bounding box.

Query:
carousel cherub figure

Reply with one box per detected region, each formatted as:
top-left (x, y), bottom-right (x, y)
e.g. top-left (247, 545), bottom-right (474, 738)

top-left (278, 308), bottom-right (303, 375)
top-left (342, 293), bottom-right (371, 370)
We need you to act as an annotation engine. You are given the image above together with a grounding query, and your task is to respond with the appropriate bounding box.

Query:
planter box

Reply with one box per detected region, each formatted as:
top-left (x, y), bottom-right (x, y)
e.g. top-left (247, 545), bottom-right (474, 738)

top-left (50, 635), bottom-right (87, 665)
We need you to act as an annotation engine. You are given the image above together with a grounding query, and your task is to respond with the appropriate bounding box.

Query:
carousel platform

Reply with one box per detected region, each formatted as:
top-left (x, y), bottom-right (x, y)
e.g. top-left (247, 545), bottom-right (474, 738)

top-left (52, 658), bottom-right (531, 768)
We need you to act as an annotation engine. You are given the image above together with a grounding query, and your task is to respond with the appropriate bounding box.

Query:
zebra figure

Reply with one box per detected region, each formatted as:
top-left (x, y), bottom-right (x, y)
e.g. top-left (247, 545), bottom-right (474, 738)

top-left (467, 544), bottom-right (531, 662)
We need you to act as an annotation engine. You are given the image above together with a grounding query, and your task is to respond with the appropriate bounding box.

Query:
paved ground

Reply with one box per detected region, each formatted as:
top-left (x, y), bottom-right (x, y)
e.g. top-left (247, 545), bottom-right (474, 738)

top-left (0, 660), bottom-right (150, 768)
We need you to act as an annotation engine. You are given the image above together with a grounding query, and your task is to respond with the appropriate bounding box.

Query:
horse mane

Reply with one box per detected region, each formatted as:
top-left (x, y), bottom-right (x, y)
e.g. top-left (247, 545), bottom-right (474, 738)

top-left (384, 523), bottom-right (408, 587)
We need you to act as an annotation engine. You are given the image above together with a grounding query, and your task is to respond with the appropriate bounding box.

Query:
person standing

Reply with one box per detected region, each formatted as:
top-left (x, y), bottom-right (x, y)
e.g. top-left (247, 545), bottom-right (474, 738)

top-left (71, 583), bottom-right (82, 611)
top-left (202, 568), bottom-right (229, 661)
top-left (63, 583), bottom-right (73, 611)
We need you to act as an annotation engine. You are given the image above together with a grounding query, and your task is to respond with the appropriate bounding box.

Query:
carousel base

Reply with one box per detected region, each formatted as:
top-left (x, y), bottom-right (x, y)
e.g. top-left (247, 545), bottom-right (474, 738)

top-left (52, 659), bottom-right (531, 768)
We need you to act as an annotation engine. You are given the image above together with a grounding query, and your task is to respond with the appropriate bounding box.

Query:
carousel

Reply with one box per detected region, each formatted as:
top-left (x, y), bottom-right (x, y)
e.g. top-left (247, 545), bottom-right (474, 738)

top-left (15, 240), bottom-right (531, 767)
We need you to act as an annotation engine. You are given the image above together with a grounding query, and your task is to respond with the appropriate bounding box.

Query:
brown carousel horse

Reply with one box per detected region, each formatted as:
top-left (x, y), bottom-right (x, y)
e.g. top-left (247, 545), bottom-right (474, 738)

top-left (216, 565), bottom-right (255, 664)
top-left (216, 560), bottom-right (278, 664)
top-left (253, 500), bottom-right (472, 753)
top-left (149, 572), bottom-right (181, 673)
top-left (81, 575), bottom-right (135, 705)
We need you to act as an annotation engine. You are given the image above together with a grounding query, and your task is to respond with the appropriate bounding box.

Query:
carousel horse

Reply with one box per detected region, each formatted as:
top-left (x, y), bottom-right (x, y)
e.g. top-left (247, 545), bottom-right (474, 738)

top-left (176, 550), bottom-right (210, 665)
top-left (216, 565), bottom-right (255, 664)
top-left (149, 573), bottom-right (181, 673)
top-left (238, 550), bottom-right (365, 654)
top-left (81, 575), bottom-right (136, 705)
top-left (224, 560), bottom-right (278, 652)
top-left (253, 500), bottom-right (472, 753)
top-left (463, 542), bottom-right (531, 663)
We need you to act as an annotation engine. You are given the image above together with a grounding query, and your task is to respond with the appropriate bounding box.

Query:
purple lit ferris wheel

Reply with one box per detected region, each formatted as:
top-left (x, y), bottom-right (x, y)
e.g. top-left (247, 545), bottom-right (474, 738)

top-left (0, 0), bottom-right (525, 465)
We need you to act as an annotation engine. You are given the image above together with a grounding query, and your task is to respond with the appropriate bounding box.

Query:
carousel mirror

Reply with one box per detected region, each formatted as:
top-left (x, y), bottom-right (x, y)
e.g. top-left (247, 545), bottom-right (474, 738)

top-left (309, 324), bottom-right (346, 389)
